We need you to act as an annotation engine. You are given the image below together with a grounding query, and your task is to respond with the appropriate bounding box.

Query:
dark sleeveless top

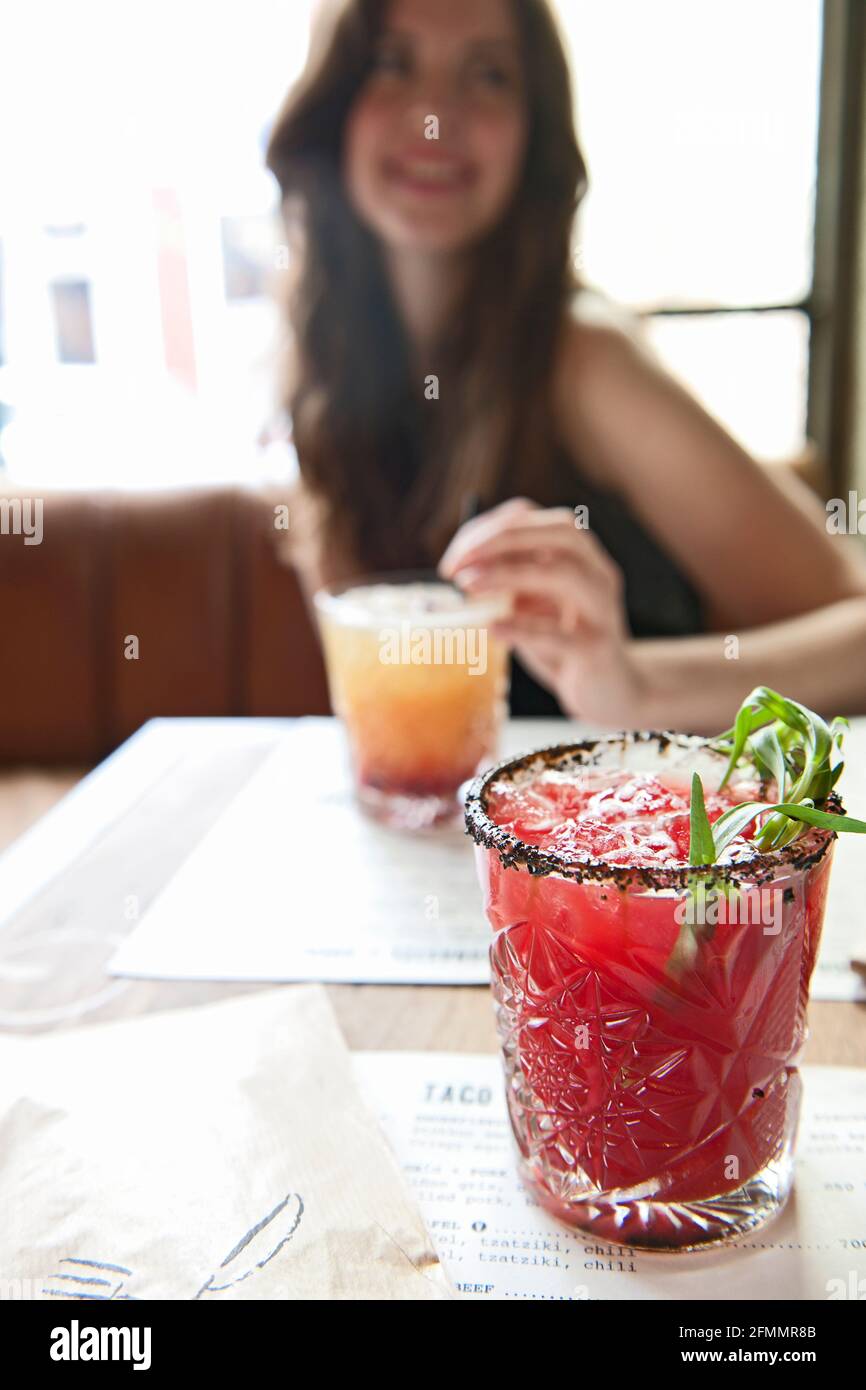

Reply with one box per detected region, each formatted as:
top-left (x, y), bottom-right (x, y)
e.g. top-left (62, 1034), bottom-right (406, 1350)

top-left (509, 451), bottom-right (704, 716)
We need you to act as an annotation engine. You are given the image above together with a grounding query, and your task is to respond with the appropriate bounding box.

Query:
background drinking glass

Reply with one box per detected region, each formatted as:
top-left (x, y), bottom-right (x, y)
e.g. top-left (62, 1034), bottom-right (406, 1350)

top-left (316, 573), bottom-right (509, 830)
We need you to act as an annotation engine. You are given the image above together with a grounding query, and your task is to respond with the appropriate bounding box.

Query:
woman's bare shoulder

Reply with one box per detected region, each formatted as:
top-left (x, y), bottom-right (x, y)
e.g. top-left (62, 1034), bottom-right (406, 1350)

top-left (555, 288), bottom-right (656, 389)
top-left (552, 289), bottom-right (660, 488)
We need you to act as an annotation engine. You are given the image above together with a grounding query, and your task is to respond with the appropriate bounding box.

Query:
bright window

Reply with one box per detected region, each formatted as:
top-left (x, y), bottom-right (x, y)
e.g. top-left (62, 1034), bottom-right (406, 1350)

top-left (558, 0), bottom-right (822, 460)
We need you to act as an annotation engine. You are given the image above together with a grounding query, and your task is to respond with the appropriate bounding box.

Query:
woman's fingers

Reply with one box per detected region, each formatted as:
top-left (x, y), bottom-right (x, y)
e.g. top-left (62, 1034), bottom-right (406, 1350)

top-left (440, 496), bottom-right (537, 572)
top-left (439, 497), bottom-right (539, 574)
top-left (442, 508), bottom-right (619, 590)
top-left (439, 502), bottom-right (637, 724)
top-left (441, 505), bottom-right (558, 576)
top-left (460, 556), bottom-right (614, 636)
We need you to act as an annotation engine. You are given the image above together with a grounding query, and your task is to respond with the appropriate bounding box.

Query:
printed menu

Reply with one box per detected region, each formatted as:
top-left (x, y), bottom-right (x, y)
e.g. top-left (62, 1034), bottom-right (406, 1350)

top-left (355, 1051), bottom-right (866, 1301)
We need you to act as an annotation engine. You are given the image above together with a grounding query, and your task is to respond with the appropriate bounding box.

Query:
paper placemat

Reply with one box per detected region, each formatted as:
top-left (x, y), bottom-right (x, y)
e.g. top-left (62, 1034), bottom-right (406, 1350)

top-left (355, 1051), bottom-right (866, 1301)
top-left (107, 724), bottom-right (501, 986)
top-left (0, 987), bottom-right (450, 1300)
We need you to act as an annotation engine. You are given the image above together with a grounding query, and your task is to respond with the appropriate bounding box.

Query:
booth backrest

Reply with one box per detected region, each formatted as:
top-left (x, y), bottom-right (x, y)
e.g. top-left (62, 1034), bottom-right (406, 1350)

top-left (0, 485), bottom-right (330, 765)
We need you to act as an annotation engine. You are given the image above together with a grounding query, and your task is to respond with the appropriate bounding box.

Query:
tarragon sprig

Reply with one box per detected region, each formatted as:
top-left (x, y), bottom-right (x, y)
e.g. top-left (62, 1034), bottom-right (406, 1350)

top-left (688, 686), bottom-right (866, 866)
top-left (666, 689), bottom-right (866, 982)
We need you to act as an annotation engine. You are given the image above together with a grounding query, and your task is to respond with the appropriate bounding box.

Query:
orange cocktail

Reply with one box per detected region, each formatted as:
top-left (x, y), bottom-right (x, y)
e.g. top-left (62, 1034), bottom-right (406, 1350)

top-left (315, 575), bottom-right (509, 829)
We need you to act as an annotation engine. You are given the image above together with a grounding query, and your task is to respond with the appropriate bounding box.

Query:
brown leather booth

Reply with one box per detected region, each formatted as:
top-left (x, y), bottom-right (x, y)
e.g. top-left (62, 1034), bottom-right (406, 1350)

top-left (0, 485), bottom-right (330, 765)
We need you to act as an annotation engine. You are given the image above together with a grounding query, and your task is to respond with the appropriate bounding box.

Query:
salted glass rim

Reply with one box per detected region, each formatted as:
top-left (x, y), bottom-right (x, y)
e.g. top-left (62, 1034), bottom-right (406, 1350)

top-left (313, 569), bottom-right (509, 629)
top-left (464, 731), bottom-right (841, 891)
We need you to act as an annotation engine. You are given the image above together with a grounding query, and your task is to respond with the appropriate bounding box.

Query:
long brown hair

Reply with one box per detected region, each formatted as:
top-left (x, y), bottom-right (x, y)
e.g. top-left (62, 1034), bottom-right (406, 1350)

top-left (266, 0), bottom-right (588, 574)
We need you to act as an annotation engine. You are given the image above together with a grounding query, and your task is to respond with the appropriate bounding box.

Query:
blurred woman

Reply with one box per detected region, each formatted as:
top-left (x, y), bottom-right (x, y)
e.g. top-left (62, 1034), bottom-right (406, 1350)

top-left (266, 0), bottom-right (866, 730)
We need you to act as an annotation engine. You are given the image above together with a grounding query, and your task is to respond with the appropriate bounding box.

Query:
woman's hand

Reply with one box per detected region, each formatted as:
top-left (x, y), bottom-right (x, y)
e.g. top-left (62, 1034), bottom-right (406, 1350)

top-left (439, 498), bottom-right (648, 726)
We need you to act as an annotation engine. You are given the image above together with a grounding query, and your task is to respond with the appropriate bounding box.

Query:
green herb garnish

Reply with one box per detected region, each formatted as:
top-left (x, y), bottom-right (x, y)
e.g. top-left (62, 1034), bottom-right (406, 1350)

top-left (668, 688), bottom-right (866, 980)
top-left (687, 771), bottom-right (716, 865)
top-left (688, 686), bottom-right (866, 864)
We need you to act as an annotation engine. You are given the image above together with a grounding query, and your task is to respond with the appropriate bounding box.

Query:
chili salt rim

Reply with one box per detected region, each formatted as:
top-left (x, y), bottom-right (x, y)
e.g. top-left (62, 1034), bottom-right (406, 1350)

top-left (464, 731), bottom-right (843, 890)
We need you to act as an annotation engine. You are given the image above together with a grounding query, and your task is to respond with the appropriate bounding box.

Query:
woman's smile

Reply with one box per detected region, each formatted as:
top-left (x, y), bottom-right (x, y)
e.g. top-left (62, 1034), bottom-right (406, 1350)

top-left (383, 150), bottom-right (477, 197)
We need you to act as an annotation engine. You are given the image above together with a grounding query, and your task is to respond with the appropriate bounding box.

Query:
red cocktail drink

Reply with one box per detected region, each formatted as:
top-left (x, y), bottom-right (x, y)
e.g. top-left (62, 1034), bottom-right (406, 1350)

top-left (465, 734), bottom-right (837, 1250)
